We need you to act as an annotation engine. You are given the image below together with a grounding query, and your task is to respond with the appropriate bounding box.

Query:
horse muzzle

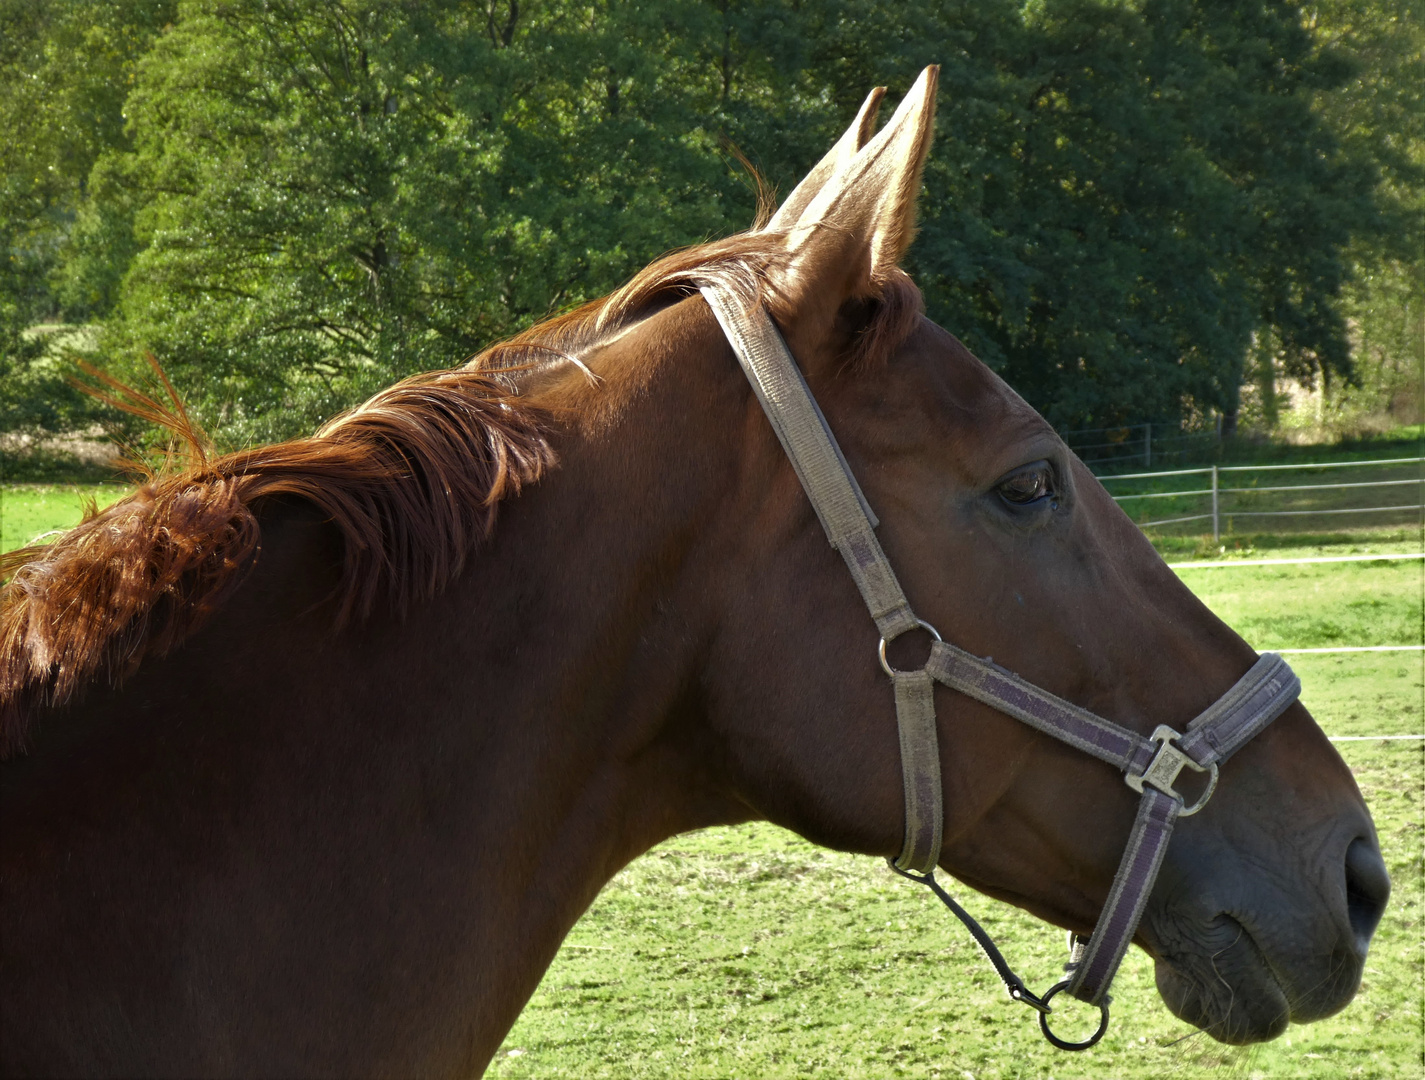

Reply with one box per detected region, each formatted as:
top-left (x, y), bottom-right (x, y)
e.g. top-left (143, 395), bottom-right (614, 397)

top-left (1145, 825), bottom-right (1389, 1044)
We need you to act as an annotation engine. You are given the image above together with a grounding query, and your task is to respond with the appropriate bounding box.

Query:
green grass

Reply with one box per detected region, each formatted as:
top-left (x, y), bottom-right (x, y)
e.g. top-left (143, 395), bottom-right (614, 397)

top-left (1292, 651), bottom-right (1425, 738)
top-left (0, 483), bottom-right (131, 554)
top-left (1092, 424), bottom-right (1425, 478)
top-left (1214, 425), bottom-right (1424, 468)
top-left (1153, 527), bottom-right (1422, 562)
top-left (1091, 435), bottom-right (1423, 542)
top-left (1172, 559), bottom-right (1422, 650)
top-left (1103, 456), bottom-right (1423, 540)
top-left (490, 559), bottom-right (1423, 1079)
top-left (491, 737), bottom-right (1421, 1078)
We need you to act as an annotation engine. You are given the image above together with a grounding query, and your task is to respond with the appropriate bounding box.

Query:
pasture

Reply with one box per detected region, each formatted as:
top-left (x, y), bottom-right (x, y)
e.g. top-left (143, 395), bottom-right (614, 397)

top-left (487, 549), bottom-right (1423, 1079)
top-left (485, 739), bottom-right (1418, 1079)
top-left (0, 483), bottom-right (126, 555)
top-left (3, 489), bottom-right (1421, 1077)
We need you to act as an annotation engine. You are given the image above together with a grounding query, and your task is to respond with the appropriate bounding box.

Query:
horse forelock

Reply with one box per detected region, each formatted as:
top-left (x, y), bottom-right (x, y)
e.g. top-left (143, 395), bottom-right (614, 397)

top-left (0, 229), bottom-right (920, 758)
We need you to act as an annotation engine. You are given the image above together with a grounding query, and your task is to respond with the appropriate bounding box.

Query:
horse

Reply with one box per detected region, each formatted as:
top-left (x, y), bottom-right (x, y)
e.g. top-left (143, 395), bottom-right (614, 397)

top-left (0, 68), bottom-right (1388, 1078)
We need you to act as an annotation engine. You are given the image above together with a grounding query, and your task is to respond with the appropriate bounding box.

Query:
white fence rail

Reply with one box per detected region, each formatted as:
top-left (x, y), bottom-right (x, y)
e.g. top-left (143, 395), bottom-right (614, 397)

top-left (1098, 456), bottom-right (1424, 540)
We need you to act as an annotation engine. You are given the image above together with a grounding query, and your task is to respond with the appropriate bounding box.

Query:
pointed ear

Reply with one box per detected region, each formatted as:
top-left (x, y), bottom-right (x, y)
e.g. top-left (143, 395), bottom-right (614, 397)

top-left (762, 86), bottom-right (886, 234)
top-left (768, 66), bottom-right (938, 362)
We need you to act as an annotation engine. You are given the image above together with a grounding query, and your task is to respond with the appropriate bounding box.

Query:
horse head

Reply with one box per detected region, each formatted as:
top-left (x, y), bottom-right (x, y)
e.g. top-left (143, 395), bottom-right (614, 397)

top-left (650, 67), bottom-right (1388, 1044)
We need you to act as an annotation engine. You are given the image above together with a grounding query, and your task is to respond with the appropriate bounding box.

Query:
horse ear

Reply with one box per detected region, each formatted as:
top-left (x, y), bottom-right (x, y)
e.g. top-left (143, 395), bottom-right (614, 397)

top-left (768, 66), bottom-right (938, 361)
top-left (762, 86), bottom-right (886, 234)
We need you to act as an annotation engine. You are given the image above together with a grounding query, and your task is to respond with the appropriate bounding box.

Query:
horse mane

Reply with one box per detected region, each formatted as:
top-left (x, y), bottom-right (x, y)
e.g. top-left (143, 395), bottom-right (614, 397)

top-left (0, 228), bottom-right (921, 756)
top-left (484, 230), bottom-right (922, 374)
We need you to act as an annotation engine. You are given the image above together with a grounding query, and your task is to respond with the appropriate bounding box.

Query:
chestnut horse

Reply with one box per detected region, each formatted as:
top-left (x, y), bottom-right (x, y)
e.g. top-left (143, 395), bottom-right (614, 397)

top-left (0, 71), bottom-right (1387, 1077)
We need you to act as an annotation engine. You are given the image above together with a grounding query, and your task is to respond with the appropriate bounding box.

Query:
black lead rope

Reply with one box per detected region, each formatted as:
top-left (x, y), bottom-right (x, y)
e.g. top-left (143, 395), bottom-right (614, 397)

top-left (886, 859), bottom-right (1111, 1051)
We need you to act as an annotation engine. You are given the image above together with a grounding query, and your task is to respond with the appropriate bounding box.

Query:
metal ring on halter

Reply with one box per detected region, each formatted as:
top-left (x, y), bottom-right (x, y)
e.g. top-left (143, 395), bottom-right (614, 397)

top-left (878, 619), bottom-right (942, 677)
top-left (1177, 763), bottom-right (1219, 817)
top-left (1037, 981), bottom-right (1111, 1051)
top-left (1125, 725), bottom-right (1220, 817)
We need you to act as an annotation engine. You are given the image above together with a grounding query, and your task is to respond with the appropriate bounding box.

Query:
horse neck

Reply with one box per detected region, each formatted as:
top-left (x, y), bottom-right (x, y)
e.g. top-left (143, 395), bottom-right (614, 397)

top-left (0, 303), bottom-right (756, 1076)
top-left (347, 301), bottom-right (760, 1059)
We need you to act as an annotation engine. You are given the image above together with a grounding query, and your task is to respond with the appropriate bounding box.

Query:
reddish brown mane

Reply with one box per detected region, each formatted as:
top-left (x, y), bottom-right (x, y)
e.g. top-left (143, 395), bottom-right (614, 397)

top-left (0, 367), bottom-right (553, 756)
top-left (0, 229), bottom-right (921, 757)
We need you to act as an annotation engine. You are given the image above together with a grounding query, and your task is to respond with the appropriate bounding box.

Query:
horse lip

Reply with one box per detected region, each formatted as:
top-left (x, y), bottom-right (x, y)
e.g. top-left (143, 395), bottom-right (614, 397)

top-left (1153, 913), bottom-right (1292, 1044)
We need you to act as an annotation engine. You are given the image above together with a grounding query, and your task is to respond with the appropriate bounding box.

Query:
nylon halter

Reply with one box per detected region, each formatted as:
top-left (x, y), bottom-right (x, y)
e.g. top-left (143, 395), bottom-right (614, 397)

top-left (700, 283), bottom-right (1302, 1050)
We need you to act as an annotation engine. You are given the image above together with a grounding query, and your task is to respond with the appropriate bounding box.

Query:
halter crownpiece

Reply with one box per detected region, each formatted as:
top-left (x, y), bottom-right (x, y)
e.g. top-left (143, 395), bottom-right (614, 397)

top-left (700, 282), bottom-right (1301, 1050)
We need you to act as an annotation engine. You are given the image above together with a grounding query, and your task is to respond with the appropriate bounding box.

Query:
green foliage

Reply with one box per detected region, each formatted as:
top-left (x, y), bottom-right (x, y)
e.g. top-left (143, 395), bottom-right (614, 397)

top-left (0, 331), bottom-right (104, 442)
top-left (83, 0), bottom-right (772, 444)
top-left (0, 0), bottom-right (172, 319)
top-left (1333, 0), bottom-right (1425, 436)
top-left (1340, 260), bottom-right (1425, 427)
top-left (1, 0), bottom-right (1418, 447)
top-left (1261, 0), bottom-right (1425, 433)
top-left (899, 0), bottom-right (1395, 428)
top-left (0, 1), bottom-right (175, 442)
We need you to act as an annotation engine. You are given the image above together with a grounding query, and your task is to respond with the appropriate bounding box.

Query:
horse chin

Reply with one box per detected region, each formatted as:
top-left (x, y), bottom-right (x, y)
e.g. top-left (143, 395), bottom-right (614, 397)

top-left (1151, 915), bottom-right (1294, 1045)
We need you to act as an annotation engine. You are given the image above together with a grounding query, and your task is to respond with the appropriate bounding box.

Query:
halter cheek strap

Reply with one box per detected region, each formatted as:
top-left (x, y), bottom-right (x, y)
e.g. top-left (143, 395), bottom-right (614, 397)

top-left (700, 283), bottom-right (1301, 1048)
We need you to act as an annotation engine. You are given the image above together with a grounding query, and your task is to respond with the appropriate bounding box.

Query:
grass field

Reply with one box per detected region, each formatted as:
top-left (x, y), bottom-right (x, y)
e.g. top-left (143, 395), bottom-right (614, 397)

top-left (0, 483), bottom-right (129, 554)
top-left (1153, 526), bottom-right (1421, 562)
top-left (484, 744), bottom-right (1420, 1079)
top-left (489, 702), bottom-right (1420, 1079)
top-left (1174, 558), bottom-right (1420, 650)
top-left (1099, 441), bottom-right (1422, 541)
top-left (486, 552), bottom-right (1423, 1079)
top-left (3, 481), bottom-right (1423, 1077)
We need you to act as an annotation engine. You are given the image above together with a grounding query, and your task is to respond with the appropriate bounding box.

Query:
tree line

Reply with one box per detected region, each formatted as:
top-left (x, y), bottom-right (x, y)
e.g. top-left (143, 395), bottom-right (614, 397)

top-left (2, 0), bottom-right (1421, 452)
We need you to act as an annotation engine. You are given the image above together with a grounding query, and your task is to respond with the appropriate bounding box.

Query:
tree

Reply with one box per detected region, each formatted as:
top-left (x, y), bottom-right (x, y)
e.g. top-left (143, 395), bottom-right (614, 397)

top-left (1306, 0), bottom-right (1425, 428)
top-left (83, 0), bottom-right (775, 445)
top-left (0, 0), bottom-right (175, 443)
top-left (874, 0), bottom-right (1387, 430)
top-left (5, 0), bottom-right (1412, 448)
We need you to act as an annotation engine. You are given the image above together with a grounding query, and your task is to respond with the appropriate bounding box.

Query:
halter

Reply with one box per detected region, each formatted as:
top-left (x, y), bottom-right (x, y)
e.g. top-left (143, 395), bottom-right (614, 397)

top-left (700, 283), bottom-right (1301, 1051)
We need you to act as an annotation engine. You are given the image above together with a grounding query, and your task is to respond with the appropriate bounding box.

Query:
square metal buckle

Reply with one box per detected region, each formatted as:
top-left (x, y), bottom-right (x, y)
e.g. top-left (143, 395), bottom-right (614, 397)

top-left (1125, 725), bottom-right (1218, 816)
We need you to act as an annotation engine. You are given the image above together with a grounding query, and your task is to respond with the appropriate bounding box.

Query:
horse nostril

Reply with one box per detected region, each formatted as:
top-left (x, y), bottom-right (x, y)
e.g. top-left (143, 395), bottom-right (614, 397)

top-left (1344, 837), bottom-right (1390, 953)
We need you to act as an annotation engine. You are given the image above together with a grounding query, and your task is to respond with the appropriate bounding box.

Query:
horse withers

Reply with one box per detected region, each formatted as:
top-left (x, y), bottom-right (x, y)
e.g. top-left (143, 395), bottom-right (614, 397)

top-left (0, 68), bottom-right (1387, 1077)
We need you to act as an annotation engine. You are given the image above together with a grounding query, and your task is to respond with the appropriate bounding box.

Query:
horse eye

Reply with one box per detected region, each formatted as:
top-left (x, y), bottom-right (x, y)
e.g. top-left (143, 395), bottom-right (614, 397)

top-left (997, 462), bottom-right (1055, 506)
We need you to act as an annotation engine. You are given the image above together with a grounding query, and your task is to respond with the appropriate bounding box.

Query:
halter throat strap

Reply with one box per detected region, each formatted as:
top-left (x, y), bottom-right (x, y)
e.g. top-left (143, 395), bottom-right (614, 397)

top-left (699, 283), bottom-right (1300, 1037)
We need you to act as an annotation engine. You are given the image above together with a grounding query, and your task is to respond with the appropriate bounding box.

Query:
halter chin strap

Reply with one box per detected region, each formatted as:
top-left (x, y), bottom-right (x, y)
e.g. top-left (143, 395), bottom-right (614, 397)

top-left (700, 283), bottom-right (1301, 1045)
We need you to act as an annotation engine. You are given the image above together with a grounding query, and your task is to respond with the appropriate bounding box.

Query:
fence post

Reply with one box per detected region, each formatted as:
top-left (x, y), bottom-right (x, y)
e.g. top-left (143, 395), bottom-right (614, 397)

top-left (1144, 423), bottom-right (1151, 469)
top-left (1211, 464), bottom-right (1219, 543)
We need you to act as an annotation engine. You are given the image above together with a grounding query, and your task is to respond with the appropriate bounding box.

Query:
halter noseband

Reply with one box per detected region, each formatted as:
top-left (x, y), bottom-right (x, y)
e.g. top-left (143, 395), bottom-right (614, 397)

top-left (700, 283), bottom-right (1300, 1050)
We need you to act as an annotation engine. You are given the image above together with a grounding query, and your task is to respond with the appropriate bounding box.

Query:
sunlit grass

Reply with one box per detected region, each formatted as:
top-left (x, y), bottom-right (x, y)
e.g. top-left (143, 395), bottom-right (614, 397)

top-left (1174, 558), bottom-right (1422, 650)
top-left (1293, 651), bottom-right (1425, 738)
top-left (492, 558), bottom-right (1423, 1078)
top-left (491, 737), bottom-right (1420, 1078)
top-left (1151, 525), bottom-right (1421, 562)
top-left (0, 483), bottom-right (130, 555)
